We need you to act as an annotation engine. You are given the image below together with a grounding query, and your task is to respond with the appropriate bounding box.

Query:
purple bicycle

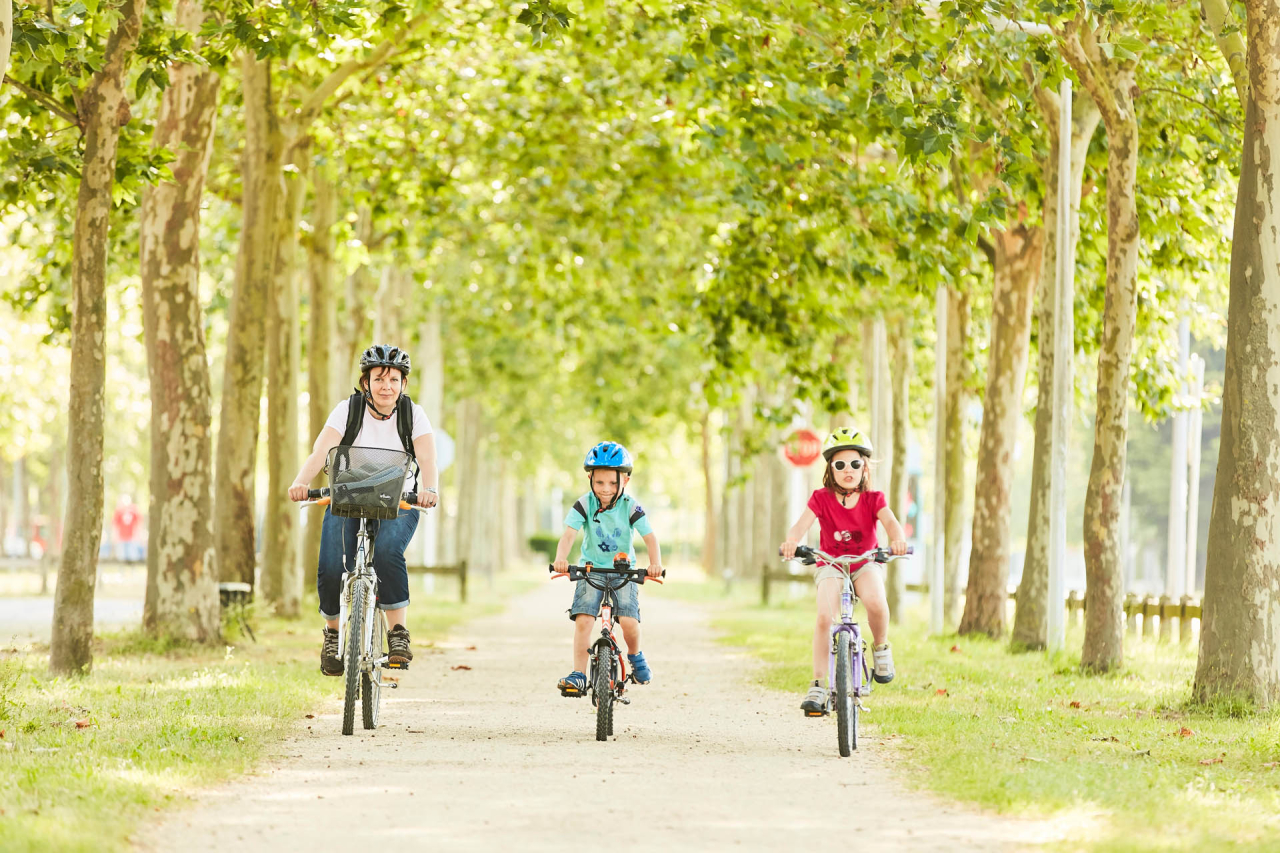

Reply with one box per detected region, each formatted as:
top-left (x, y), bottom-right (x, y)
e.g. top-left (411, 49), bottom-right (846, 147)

top-left (786, 544), bottom-right (912, 756)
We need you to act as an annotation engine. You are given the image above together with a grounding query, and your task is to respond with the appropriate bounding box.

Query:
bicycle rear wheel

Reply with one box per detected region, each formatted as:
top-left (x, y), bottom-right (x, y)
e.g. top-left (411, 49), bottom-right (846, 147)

top-left (594, 643), bottom-right (614, 742)
top-left (835, 631), bottom-right (855, 757)
top-left (362, 607), bottom-right (386, 730)
top-left (342, 581), bottom-right (367, 736)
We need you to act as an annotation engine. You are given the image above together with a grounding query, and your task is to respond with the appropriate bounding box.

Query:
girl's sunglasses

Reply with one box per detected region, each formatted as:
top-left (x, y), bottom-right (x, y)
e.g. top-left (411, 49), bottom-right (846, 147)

top-left (832, 459), bottom-right (863, 471)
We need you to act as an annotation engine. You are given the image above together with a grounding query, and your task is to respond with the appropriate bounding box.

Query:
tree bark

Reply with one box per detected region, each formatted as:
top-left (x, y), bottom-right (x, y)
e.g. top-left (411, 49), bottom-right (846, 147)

top-left (139, 0), bottom-right (219, 642)
top-left (1201, 0), bottom-right (1250, 103)
top-left (944, 287), bottom-right (970, 627)
top-left (0, 0), bottom-right (13, 91)
top-left (959, 224), bottom-right (1043, 638)
top-left (415, 303), bottom-right (444, 566)
top-left (1193, 0), bottom-right (1280, 708)
top-left (335, 210), bottom-right (373, 400)
top-left (50, 0), bottom-right (147, 676)
top-left (261, 150), bottom-right (307, 616)
top-left (1013, 88), bottom-right (1102, 650)
top-left (214, 52), bottom-right (281, 588)
top-left (1062, 21), bottom-right (1141, 672)
top-left (302, 162), bottom-right (337, 577)
top-left (453, 398), bottom-right (482, 576)
top-left (701, 411), bottom-right (718, 577)
top-left (887, 316), bottom-right (911, 620)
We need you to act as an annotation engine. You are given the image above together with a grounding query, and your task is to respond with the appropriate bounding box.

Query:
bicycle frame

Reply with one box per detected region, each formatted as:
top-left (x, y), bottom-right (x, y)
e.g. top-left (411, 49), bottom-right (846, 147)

top-left (590, 576), bottom-right (632, 703)
top-left (829, 570), bottom-right (871, 704)
top-left (337, 519), bottom-right (388, 683)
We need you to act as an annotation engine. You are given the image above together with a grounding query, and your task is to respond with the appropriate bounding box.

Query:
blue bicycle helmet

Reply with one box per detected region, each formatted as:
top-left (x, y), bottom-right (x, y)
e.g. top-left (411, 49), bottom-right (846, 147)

top-left (583, 441), bottom-right (634, 474)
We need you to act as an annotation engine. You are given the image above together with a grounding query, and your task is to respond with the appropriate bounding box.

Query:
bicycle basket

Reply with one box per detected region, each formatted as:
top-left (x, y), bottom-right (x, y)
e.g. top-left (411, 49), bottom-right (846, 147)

top-left (325, 446), bottom-right (414, 520)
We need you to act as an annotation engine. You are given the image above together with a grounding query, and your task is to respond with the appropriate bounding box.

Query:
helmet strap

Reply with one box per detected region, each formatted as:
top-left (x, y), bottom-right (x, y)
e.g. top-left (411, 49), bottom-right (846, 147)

top-left (363, 388), bottom-right (398, 421)
top-left (588, 470), bottom-right (625, 513)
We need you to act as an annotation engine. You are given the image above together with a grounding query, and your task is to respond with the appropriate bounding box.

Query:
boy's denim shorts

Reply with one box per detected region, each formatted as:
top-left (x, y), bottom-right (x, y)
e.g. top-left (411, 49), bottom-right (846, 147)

top-left (569, 577), bottom-right (641, 622)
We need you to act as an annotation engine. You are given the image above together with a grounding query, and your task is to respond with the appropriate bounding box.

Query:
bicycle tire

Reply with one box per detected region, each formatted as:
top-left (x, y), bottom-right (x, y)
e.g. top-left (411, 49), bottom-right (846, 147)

top-left (836, 631), bottom-right (854, 757)
top-left (595, 644), bottom-right (614, 742)
top-left (362, 607), bottom-right (385, 730)
top-left (342, 581), bottom-right (366, 736)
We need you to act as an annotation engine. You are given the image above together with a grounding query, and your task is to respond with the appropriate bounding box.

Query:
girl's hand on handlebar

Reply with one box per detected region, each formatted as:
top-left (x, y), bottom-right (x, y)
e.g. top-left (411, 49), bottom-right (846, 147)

top-left (890, 539), bottom-right (908, 556)
top-left (288, 483), bottom-right (309, 502)
top-left (553, 557), bottom-right (570, 573)
top-left (780, 540), bottom-right (798, 560)
top-left (646, 563), bottom-right (663, 579)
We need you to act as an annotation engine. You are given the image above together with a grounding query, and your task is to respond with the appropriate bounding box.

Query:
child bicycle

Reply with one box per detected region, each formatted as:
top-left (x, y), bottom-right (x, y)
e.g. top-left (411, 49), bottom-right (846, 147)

top-left (783, 544), bottom-right (912, 757)
top-left (549, 555), bottom-right (665, 742)
top-left (301, 445), bottom-right (428, 736)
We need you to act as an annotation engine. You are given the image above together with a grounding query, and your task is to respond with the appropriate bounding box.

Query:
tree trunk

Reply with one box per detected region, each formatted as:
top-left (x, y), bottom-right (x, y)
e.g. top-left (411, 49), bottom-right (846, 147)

top-left (0, 0), bottom-right (12, 90)
top-left (302, 163), bottom-right (337, 577)
top-left (829, 331), bottom-right (862, 427)
top-left (453, 398), bottom-right (482, 576)
top-left (720, 414), bottom-right (739, 578)
top-left (751, 447), bottom-right (773, 576)
top-left (138, 0), bottom-right (219, 642)
top-left (415, 303), bottom-right (444, 566)
top-left (701, 411), bottom-right (718, 577)
top-left (1193, 0), bottom-right (1280, 708)
top-left (1201, 0), bottom-right (1250, 103)
top-left (1062, 26), bottom-right (1140, 673)
top-left (335, 210), bottom-right (373, 400)
top-left (50, 0), bottom-right (147, 676)
top-left (959, 225), bottom-right (1043, 638)
top-left (736, 399), bottom-right (756, 576)
top-left (214, 52), bottom-right (281, 588)
top-left (1013, 89), bottom-right (1102, 650)
top-left (944, 287), bottom-right (970, 626)
top-left (887, 315), bottom-right (911, 620)
top-left (261, 149), bottom-right (306, 616)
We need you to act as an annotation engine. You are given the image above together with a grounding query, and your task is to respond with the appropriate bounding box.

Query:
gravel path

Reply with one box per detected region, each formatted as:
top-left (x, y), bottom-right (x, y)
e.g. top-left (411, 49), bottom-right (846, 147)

top-left (137, 582), bottom-right (1073, 852)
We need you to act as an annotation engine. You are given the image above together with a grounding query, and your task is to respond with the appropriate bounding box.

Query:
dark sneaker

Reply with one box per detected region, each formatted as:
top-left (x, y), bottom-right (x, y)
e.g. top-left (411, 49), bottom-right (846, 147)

top-left (628, 652), bottom-right (652, 684)
top-left (388, 624), bottom-right (413, 666)
top-left (320, 627), bottom-right (342, 676)
top-left (801, 682), bottom-right (829, 716)
top-left (558, 671), bottom-right (587, 696)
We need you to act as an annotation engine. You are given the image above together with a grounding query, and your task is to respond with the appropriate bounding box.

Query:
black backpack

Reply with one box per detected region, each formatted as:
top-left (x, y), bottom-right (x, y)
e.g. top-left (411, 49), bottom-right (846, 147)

top-left (339, 390), bottom-right (420, 476)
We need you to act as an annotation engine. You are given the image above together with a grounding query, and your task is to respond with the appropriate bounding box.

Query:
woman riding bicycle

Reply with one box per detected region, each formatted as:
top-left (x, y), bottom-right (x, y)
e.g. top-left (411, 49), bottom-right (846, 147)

top-left (289, 344), bottom-right (439, 676)
top-left (779, 428), bottom-right (908, 715)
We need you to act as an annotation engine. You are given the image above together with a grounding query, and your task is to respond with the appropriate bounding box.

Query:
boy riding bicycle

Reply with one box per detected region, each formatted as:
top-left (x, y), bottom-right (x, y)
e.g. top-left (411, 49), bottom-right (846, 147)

top-left (288, 344), bottom-right (439, 676)
top-left (551, 442), bottom-right (663, 696)
top-left (779, 428), bottom-right (908, 715)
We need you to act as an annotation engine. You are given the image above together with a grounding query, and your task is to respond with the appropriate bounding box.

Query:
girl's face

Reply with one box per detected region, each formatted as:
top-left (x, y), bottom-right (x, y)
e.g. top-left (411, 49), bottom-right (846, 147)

top-left (365, 366), bottom-right (404, 409)
top-left (590, 469), bottom-right (628, 502)
top-left (830, 449), bottom-right (865, 491)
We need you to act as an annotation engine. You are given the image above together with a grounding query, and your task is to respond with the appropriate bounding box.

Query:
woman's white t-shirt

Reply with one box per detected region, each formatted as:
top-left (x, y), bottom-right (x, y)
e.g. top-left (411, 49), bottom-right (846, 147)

top-left (323, 398), bottom-right (433, 451)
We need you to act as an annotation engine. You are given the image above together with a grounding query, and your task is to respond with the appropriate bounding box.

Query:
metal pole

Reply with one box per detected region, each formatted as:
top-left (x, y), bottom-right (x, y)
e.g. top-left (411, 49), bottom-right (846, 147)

top-left (1047, 78), bottom-right (1074, 654)
top-left (1185, 354), bottom-right (1205, 595)
top-left (931, 284), bottom-right (947, 635)
top-left (1166, 318), bottom-right (1191, 597)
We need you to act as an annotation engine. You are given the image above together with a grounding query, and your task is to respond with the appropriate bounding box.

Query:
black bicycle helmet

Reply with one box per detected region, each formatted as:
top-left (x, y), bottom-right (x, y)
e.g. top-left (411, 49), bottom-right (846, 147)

top-left (359, 343), bottom-right (411, 377)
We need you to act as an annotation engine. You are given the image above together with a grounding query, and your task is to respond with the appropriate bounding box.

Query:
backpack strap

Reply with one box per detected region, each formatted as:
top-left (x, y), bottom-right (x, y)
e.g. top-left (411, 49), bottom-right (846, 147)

top-left (341, 391), bottom-right (364, 447)
top-left (397, 394), bottom-right (421, 478)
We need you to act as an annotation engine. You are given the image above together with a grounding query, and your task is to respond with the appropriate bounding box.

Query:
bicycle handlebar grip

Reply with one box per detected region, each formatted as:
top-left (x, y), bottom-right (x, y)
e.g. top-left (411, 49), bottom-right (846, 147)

top-left (307, 488), bottom-right (326, 500)
top-left (793, 545), bottom-right (815, 559)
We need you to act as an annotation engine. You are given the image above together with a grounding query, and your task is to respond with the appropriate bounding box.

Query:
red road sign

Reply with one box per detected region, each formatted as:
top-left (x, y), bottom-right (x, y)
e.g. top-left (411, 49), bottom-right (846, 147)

top-left (784, 428), bottom-right (822, 467)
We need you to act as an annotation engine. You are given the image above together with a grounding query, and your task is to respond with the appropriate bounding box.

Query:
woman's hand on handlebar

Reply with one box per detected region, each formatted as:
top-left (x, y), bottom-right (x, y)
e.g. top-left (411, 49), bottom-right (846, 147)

top-left (552, 557), bottom-right (570, 574)
top-left (780, 539), bottom-right (799, 560)
top-left (417, 490), bottom-right (438, 509)
top-left (288, 483), bottom-right (310, 502)
top-left (889, 539), bottom-right (908, 556)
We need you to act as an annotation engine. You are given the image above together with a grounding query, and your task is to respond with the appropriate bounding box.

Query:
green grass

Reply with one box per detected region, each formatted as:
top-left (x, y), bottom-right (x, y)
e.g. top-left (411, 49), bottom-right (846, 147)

top-left (0, 574), bottom-right (535, 853)
top-left (677, 581), bottom-right (1280, 852)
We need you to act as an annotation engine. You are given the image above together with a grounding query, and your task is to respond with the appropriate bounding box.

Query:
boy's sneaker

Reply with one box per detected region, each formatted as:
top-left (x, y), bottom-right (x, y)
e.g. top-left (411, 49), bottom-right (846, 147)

top-left (388, 624), bottom-right (413, 667)
top-left (873, 643), bottom-right (895, 683)
top-left (558, 671), bottom-right (587, 697)
top-left (320, 627), bottom-right (342, 676)
top-left (628, 652), bottom-right (652, 684)
top-left (801, 682), bottom-right (829, 716)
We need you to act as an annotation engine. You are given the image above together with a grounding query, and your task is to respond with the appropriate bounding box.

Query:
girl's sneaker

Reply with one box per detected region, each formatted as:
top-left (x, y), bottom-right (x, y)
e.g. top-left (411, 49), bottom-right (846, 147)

top-left (873, 643), bottom-right (895, 683)
top-left (801, 681), bottom-right (829, 716)
top-left (558, 671), bottom-right (587, 697)
top-left (628, 652), bottom-right (652, 684)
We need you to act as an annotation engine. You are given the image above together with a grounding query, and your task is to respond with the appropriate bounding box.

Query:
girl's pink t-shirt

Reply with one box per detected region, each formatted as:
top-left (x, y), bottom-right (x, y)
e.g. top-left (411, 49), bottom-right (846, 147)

top-left (807, 488), bottom-right (886, 560)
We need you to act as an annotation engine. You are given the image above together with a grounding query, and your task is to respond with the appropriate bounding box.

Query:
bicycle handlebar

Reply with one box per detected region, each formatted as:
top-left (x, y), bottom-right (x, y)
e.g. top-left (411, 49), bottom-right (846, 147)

top-left (785, 544), bottom-right (913, 567)
top-left (301, 487), bottom-right (428, 512)
top-left (547, 563), bottom-right (666, 585)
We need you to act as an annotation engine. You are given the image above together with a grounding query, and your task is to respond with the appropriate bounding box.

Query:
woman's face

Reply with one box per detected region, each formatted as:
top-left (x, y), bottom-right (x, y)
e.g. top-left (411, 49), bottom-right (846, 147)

top-left (830, 448), bottom-right (865, 490)
top-left (366, 366), bottom-right (404, 409)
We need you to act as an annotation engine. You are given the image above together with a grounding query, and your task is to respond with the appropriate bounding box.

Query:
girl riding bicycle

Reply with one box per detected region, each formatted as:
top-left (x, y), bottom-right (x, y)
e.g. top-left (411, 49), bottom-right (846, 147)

top-left (779, 428), bottom-right (908, 716)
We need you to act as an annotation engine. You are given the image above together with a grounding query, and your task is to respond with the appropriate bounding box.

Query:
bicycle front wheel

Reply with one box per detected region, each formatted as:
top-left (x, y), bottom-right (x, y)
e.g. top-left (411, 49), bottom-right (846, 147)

top-left (362, 607), bottom-right (385, 730)
top-left (342, 581), bottom-right (367, 736)
top-left (594, 644), bottom-right (614, 742)
top-left (835, 631), bottom-right (855, 757)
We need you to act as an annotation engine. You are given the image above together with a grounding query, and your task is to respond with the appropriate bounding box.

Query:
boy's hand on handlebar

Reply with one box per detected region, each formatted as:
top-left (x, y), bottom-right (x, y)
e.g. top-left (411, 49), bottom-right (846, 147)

top-left (890, 539), bottom-right (908, 556)
top-left (780, 540), bottom-right (798, 560)
top-left (552, 558), bottom-right (570, 573)
top-left (288, 483), bottom-right (309, 502)
top-left (645, 563), bottom-right (663, 578)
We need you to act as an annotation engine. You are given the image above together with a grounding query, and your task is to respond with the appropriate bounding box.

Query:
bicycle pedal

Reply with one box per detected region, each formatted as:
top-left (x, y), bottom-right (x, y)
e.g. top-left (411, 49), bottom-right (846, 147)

top-left (618, 696), bottom-right (631, 705)
top-left (804, 709), bottom-right (829, 718)
top-left (383, 661), bottom-right (409, 670)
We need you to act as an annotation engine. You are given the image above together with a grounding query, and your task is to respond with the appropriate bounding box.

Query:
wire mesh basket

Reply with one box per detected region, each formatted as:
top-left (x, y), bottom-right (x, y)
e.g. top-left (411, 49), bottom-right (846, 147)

top-left (326, 446), bottom-right (414, 520)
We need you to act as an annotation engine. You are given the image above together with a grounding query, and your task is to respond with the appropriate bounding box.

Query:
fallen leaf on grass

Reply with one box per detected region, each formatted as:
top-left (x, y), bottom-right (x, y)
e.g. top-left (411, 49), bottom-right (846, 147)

top-left (1178, 727), bottom-right (1195, 738)
top-left (466, 645), bottom-right (477, 651)
top-left (1091, 735), bottom-right (1120, 742)
top-left (1069, 701), bottom-right (1082, 709)
top-left (451, 665), bottom-right (472, 671)
top-left (949, 645), bottom-right (961, 653)
top-left (935, 688), bottom-right (948, 696)
top-left (304, 714), bottom-right (315, 719)
top-left (74, 719), bottom-right (92, 729)
top-left (1199, 758), bottom-right (1224, 765)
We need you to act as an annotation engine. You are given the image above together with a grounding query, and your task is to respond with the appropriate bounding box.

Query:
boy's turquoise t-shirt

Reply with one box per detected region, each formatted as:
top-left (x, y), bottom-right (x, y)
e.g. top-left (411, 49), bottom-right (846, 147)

top-left (564, 491), bottom-right (653, 566)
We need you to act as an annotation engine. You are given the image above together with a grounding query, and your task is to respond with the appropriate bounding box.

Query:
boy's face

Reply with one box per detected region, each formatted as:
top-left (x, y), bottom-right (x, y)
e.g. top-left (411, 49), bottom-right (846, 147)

top-left (590, 469), bottom-right (628, 502)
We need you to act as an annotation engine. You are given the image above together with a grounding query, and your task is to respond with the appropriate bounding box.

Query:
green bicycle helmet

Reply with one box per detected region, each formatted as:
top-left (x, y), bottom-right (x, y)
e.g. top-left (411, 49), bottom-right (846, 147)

top-left (823, 427), bottom-right (873, 462)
